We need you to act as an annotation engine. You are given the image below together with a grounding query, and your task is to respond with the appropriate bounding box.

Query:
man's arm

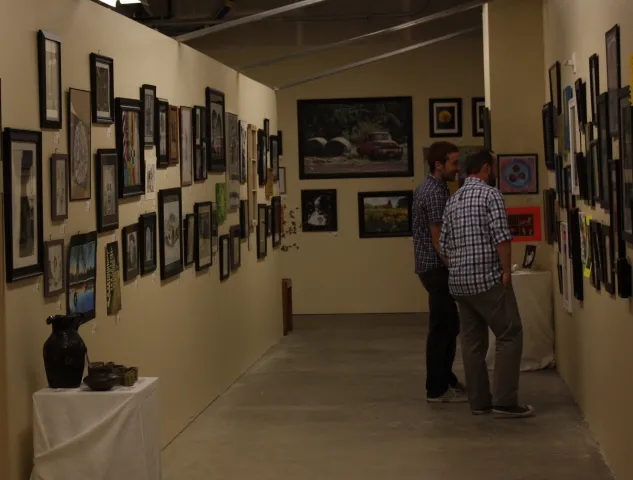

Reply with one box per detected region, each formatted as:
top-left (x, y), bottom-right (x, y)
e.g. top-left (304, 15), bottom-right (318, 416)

top-left (487, 191), bottom-right (514, 284)
top-left (439, 203), bottom-right (452, 266)
top-left (428, 191), bottom-right (449, 265)
top-left (430, 224), bottom-right (448, 265)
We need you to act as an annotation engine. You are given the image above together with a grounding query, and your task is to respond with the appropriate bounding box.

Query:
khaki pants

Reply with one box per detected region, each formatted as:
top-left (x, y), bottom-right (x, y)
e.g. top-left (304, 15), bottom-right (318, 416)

top-left (455, 283), bottom-right (523, 410)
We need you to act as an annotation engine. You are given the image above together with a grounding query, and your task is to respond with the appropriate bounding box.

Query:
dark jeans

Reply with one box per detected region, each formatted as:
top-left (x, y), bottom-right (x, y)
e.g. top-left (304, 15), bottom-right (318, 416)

top-left (419, 267), bottom-right (460, 397)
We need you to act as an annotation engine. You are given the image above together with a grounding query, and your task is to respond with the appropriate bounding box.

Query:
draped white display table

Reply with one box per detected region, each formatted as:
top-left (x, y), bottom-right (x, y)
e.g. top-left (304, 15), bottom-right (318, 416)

top-left (486, 270), bottom-right (555, 371)
top-left (31, 377), bottom-right (161, 480)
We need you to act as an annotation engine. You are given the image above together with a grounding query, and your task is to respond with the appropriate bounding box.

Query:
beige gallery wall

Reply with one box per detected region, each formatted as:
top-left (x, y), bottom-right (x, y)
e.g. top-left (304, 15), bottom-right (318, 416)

top-left (542, 0), bottom-right (633, 477)
top-left (0, 0), bottom-right (281, 479)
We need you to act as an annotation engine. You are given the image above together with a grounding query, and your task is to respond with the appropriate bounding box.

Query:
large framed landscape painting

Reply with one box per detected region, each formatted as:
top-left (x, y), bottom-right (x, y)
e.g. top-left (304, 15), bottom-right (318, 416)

top-left (297, 96), bottom-right (414, 179)
top-left (358, 191), bottom-right (413, 238)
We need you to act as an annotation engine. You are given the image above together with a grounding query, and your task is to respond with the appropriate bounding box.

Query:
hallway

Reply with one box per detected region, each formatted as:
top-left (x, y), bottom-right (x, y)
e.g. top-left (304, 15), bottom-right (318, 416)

top-left (162, 314), bottom-right (613, 480)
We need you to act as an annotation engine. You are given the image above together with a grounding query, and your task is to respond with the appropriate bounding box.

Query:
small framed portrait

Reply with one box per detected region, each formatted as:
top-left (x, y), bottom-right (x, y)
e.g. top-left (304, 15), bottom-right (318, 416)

top-left (68, 88), bottom-right (92, 201)
top-left (206, 87), bottom-right (226, 172)
top-left (67, 232), bottom-right (97, 323)
top-left (96, 149), bottom-right (119, 232)
top-left (497, 154), bottom-right (539, 195)
top-left (180, 106), bottom-right (193, 186)
top-left (429, 98), bottom-right (462, 138)
top-left (229, 224), bottom-right (241, 271)
top-left (278, 166), bottom-right (287, 195)
top-left (50, 153), bottom-right (68, 221)
top-left (115, 98), bottom-right (145, 197)
top-left (301, 189), bottom-right (338, 232)
top-left (168, 105), bottom-right (180, 166)
top-left (471, 97), bottom-right (485, 137)
top-left (121, 223), bottom-right (139, 281)
top-left (89, 53), bottom-right (114, 124)
top-left (358, 191), bottom-right (413, 238)
top-left (155, 98), bottom-right (169, 168)
top-left (183, 214), bottom-right (195, 267)
top-left (219, 234), bottom-right (230, 281)
top-left (194, 201), bottom-right (212, 271)
top-left (37, 30), bottom-right (62, 129)
top-left (44, 239), bottom-right (65, 297)
top-left (140, 84), bottom-right (156, 147)
top-left (158, 188), bottom-right (183, 280)
top-left (257, 204), bottom-right (268, 259)
top-left (266, 205), bottom-right (273, 237)
top-left (193, 106), bottom-right (207, 181)
top-left (139, 212), bottom-right (157, 275)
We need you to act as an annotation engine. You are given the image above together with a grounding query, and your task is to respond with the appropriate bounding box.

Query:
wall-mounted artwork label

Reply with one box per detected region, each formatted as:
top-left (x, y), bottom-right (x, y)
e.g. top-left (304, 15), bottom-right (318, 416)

top-left (507, 207), bottom-right (542, 242)
top-left (297, 96), bottom-right (414, 179)
top-left (69, 88), bottom-right (91, 200)
top-left (67, 231), bottom-right (97, 323)
top-left (497, 154), bottom-right (539, 195)
top-left (105, 241), bottom-right (122, 316)
top-left (358, 191), bottom-right (413, 238)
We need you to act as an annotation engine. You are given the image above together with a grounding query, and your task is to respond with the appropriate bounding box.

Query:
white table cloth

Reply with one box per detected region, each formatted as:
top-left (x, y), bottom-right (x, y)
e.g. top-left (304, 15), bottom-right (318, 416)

top-left (486, 270), bottom-right (554, 371)
top-left (31, 377), bottom-right (161, 480)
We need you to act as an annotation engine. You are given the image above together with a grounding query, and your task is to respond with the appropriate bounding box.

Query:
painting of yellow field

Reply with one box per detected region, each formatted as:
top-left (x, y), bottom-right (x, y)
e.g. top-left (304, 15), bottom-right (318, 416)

top-left (358, 191), bottom-right (413, 238)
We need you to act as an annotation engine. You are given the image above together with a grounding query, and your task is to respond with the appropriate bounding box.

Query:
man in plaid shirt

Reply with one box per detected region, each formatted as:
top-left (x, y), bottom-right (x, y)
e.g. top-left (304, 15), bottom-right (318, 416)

top-left (440, 150), bottom-right (534, 418)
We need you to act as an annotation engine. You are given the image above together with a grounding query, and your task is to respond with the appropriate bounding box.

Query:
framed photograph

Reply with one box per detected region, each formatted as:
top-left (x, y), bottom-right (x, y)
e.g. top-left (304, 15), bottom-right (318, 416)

top-left (96, 149), bottom-right (119, 232)
top-left (549, 61), bottom-right (562, 114)
top-left (263, 118), bottom-right (270, 153)
top-left (507, 206), bottom-right (542, 242)
top-left (219, 235), bottom-right (230, 280)
top-left (37, 30), bottom-right (62, 129)
top-left (68, 88), bottom-right (92, 201)
top-left (618, 87), bottom-right (633, 243)
top-left (212, 202), bottom-right (219, 254)
top-left (239, 120), bottom-right (248, 184)
top-left (240, 199), bottom-right (248, 239)
top-left (194, 201), bottom-right (212, 271)
top-left (497, 154), bottom-right (539, 194)
top-left (216, 183), bottom-right (228, 224)
top-left (590, 220), bottom-right (602, 290)
top-left (569, 208), bottom-right (584, 301)
top-left (297, 97), bottom-right (413, 179)
top-left (279, 166), bottom-right (287, 194)
top-left (471, 97), bottom-right (485, 137)
top-left (597, 93), bottom-right (612, 208)
top-left (115, 98), bottom-right (145, 197)
top-left (257, 204), bottom-right (268, 259)
top-left (121, 224), bottom-right (139, 282)
top-left (429, 98), bottom-right (462, 138)
top-left (563, 86), bottom-right (573, 152)
top-left (574, 78), bottom-right (587, 129)
top-left (542, 103), bottom-right (555, 170)
top-left (89, 53), bottom-right (114, 124)
top-left (158, 188), bottom-right (183, 280)
top-left (272, 196), bottom-right (282, 248)
top-left (568, 96), bottom-right (580, 195)
top-left (180, 106), bottom-right (193, 186)
top-left (266, 206), bottom-right (272, 237)
top-left (358, 191), bottom-right (413, 238)
top-left (140, 84), bottom-right (156, 147)
top-left (43, 239), bottom-right (65, 297)
top-left (67, 231), bottom-right (97, 323)
top-left (301, 189), bottom-right (338, 232)
top-left (559, 221), bottom-right (572, 312)
top-left (50, 153), bottom-right (68, 221)
top-left (206, 87), bottom-right (226, 172)
top-left (522, 245), bottom-right (537, 269)
top-left (193, 106), bottom-right (207, 181)
top-left (155, 98), bottom-right (169, 168)
top-left (227, 112), bottom-right (240, 211)
top-left (605, 24), bottom-right (621, 137)
top-left (168, 105), bottom-right (179, 166)
top-left (146, 153), bottom-right (156, 200)
top-left (229, 225), bottom-right (241, 271)
top-left (257, 129), bottom-right (267, 186)
top-left (585, 124), bottom-right (596, 206)
top-left (139, 212), bottom-right (157, 275)
top-left (270, 135), bottom-right (280, 181)
top-left (600, 223), bottom-right (616, 295)
top-left (589, 54), bottom-right (600, 123)
top-left (483, 106), bottom-right (492, 150)
top-left (183, 214), bottom-right (195, 267)
top-left (3, 128), bottom-right (44, 282)
top-left (104, 241), bottom-right (122, 316)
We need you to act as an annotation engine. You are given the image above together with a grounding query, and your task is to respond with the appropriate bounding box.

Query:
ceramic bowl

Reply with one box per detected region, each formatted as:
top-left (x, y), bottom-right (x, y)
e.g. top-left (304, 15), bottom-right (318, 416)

top-left (83, 374), bottom-right (117, 392)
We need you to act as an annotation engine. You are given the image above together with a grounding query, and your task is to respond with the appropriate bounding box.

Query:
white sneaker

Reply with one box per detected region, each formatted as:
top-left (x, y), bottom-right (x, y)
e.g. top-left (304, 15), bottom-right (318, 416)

top-left (427, 387), bottom-right (469, 403)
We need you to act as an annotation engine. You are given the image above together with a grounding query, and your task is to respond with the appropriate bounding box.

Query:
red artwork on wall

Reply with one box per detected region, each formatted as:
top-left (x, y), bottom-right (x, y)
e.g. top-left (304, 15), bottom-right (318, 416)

top-left (507, 206), bottom-right (542, 242)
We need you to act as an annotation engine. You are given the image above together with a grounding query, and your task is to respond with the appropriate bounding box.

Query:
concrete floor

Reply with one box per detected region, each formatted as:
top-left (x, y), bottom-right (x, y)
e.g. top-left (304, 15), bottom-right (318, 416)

top-left (162, 314), bottom-right (614, 480)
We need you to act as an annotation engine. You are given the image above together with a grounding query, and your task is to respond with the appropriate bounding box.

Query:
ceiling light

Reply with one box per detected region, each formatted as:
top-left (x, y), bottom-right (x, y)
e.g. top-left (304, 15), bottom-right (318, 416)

top-left (98, 0), bottom-right (117, 6)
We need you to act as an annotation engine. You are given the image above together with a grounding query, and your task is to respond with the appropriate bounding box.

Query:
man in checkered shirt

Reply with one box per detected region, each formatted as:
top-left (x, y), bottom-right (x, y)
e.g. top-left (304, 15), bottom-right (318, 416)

top-left (440, 149), bottom-right (534, 419)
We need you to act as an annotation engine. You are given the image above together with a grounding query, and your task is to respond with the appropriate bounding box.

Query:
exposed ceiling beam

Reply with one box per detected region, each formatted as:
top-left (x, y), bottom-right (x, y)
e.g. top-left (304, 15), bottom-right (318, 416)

top-left (175, 0), bottom-right (330, 42)
top-left (239, 0), bottom-right (483, 71)
top-left (274, 26), bottom-right (481, 90)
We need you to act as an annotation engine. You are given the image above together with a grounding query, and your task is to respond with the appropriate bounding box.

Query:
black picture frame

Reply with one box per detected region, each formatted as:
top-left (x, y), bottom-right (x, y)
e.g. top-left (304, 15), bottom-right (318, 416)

top-left (429, 97), bottom-right (462, 138)
top-left (597, 92), bottom-right (612, 209)
top-left (140, 84), bottom-right (156, 147)
top-left (206, 87), bottom-right (226, 173)
top-left (574, 79), bottom-right (587, 130)
top-left (257, 129), bottom-right (267, 186)
top-left (68, 88), bottom-right (92, 201)
top-left (266, 205), bottom-right (272, 237)
top-left (576, 152), bottom-right (588, 201)
top-left (272, 196), bottom-right (282, 248)
top-left (471, 97), bottom-right (485, 137)
top-left (563, 165), bottom-right (571, 210)
top-left (358, 190), bottom-right (413, 239)
top-left (168, 105), bottom-right (179, 166)
top-left (585, 123), bottom-right (596, 207)
top-left (277, 130), bottom-right (284, 156)
top-left (139, 212), bottom-right (157, 275)
top-left (549, 61), bottom-right (562, 115)
top-left (96, 149), bottom-right (119, 232)
top-left (121, 223), bottom-right (139, 282)
top-left (590, 220), bottom-right (602, 290)
top-left (180, 106), bottom-right (194, 187)
top-left (37, 30), bottom-right (62, 129)
top-left (257, 204), bottom-right (268, 259)
top-left (43, 239), bottom-right (65, 297)
top-left (240, 199), bottom-right (248, 239)
top-left (158, 188), bottom-right (183, 280)
top-left (155, 98), bottom-right (169, 168)
top-left (605, 24), bottom-right (621, 138)
top-left (270, 135), bottom-right (280, 181)
top-left (3, 128), bottom-right (44, 282)
top-left (590, 139), bottom-right (600, 207)
top-left (618, 86), bottom-right (633, 244)
top-left (183, 214), bottom-right (195, 267)
top-left (211, 202), bottom-right (219, 255)
top-left (229, 225), bottom-right (241, 271)
top-left (589, 54), bottom-right (600, 124)
top-left (219, 234), bottom-right (230, 280)
top-left (301, 189), bottom-right (338, 233)
top-left (89, 53), bottom-right (114, 125)
top-left (609, 159), bottom-right (632, 298)
top-left (600, 223), bottom-right (616, 295)
top-left (193, 106), bottom-right (207, 181)
top-left (542, 102), bottom-right (556, 170)
top-left (569, 208), bottom-right (584, 301)
top-left (263, 118), bottom-right (270, 161)
top-left (297, 96), bottom-right (414, 179)
top-left (50, 153), bottom-right (69, 221)
top-left (554, 153), bottom-right (563, 199)
top-left (483, 107), bottom-right (492, 150)
top-left (194, 201), bottom-right (212, 271)
top-left (66, 231), bottom-right (97, 323)
top-left (115, 98), bottom-right (145, 197)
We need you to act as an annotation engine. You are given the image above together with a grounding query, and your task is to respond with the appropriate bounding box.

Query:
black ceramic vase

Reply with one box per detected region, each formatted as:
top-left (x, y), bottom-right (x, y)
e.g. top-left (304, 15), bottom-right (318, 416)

top-left (43, 313), bottom-right (87, 388)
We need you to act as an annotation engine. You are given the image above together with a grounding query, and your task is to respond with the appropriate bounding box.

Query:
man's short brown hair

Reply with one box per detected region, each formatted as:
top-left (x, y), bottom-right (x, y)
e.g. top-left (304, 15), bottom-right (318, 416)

top-left (426, 141), bottom-right (459, 173)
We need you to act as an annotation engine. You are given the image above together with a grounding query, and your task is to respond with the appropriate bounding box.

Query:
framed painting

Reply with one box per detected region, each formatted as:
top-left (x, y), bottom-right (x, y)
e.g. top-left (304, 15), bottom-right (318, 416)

top-left (104, 241), bottom-right (122, 316)
top-left (507, 206), bottom-right (542, 242)
top-left (497, 154), bottom-right (539, 194)
top-left (600, 223), bottom-right (616, 295)
top-left (549, 61), bottom-right (562, 115)
top-left (270, 134), bottom-right (280, 181)
top-left (266, 205), bottom-right (272, 237)
top-left (89, 53), bottom-right (114, 124)
top-left (115, 98), bottom-right (145, 197)
top-left (597, 92), bottom-right (612, 209)
top-left (140, 84), bottom-right (156, 147)
top-left (585, 124), bottom-right (596, 206)
top-left (121, 224), bottom-right (139, 282)
top-left (301, 189), bottom-right (338, 232)
top-left (471, 97), bottom-right (485, 137)
top-left (569, 208), bottom-right (584, 301)
top-left (193, 106), bottom-right (207, 181)
top-left (618, 86), bottom-right (633, 244)
top-left (155, 98), bottom-right (169, 168)
top-left (589, 54), bottom-right (600, 123)
top-left (263, 118), bottom-right (270, 157)
top-left (568, 96), bottom-right (580, 195)
top-left (50, 153), bottom-right (68, 221)
top-left (227, 112), bottom-right (240, 211)
top-left (67, 231), bottom-right (97, 323)
top-left (68, 88), bottom-right (92, 201)
top-left (158, 188), bottom-right (183, 280)
top-left (297, 97), bottom-right (413, 179)
top-left (206, 87), bottom-right (226, 172)
top-left (257, 129), bottom-right (267, 186)
top-left (605, 24), bottom-right (621, 137)
top-left (429, 98), bottom-right (462, 138)
top-left (183, 214), bottom-right (195, 267)
top-left (139, 212), bottom-right (157, 275)
top-left (44, 239), bottom-right (65, 297)
top-left (37, 30), bottom-right (62, 129)
top-left (3, 128), bottom-right (44, 282)
top-left (542, 103), bottom-right (556, 170)
top-left (574, 78), bottom-right (587, 129)
top-left (96, 149), bottom-right (119, 232)
top-left (168, 105), bottom-right (179, 166)
top-left (229, 225), bottom-right (241, 271)
top-left (180, 106), bottom-right (193, 186)
top-left (272, 196), bottom-right (282, 248)
top-left (239, 120), bottom-right (248, 184)
top-left (590, 220), bottom-right (602, 290)
top-left (257, 204), bottom-right (268, 259)
top-left (358, 191), bottom-right (413, 238)
top-left (278, 130), bottom-right (283, 155)
top-left (194, 201), bottom-right (212, 271)
top-left (219, 235), bottom-right (230, 280)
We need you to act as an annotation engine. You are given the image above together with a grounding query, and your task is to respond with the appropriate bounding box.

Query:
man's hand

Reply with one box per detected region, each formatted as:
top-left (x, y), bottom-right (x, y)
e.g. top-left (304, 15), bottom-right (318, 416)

top-left (502, 272), bottom-right (512, 287)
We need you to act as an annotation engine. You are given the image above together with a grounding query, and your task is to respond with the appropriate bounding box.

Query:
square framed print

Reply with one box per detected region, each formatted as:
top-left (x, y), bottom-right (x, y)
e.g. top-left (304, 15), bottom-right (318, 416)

top-left (229, 225), bottom-right (241, 271)
top-left (597, 92), bottom-right (612, 209)
top-left (96, 149), bottom-right (119, 232)
top-left (37, 30), bottom-right (62, 129)
top-left (3, 128), bottom-right (44, 282)
top-left (115, 98), bottom-right (145, 197)
top-left (68, 88), bottom-right (92, 201)
top-left (122, 224), bottom-right (139, 282)
top-left (239, 119), bottom-right (248, 184)
top-left (270, 135), bottom-right (280, 181)
top-left (140, 84), bottom-right (156, 147)
top-left (549, 61), bottom-right (562, 115)
top-left (89, 53), bottom-right (114, 124)
top-left (497, 154), bottom-right (539, 194)
top-left (257, 204), bottom-right (268, 259)
top-left (471, 97), bottom-right (485, 137)
top-left (219, 234), bottom-right (230, 280)
top-left (542, 103), bottom-right (556, 170)
top-left (180, 106), bottom-right (193, 186)
top-left (507, 206), bottom-right (542, 242)
top-left (272, 196), bottom-right (282, 248)
top-left (605, 24), bottom-right (621, 138)
top-left (301, 189), bottom-right (338, 232)
top-left (50, 153), bottom-right (68, 221)
top-left (183, 213), bottom-right (195, 267)
top-left (158, 188), bottom-right (183, 280)
top-left (155, 98), bottom-right (169, 168)
top-left (618, 86), bottom-right (633, 244)
top-left (589, 54), bottom-right (600, 123)
top-left (44, 239), bottom-right (65, 297)
top-left (429, 98), bottom-right (462, 138)
top-left (206, 87), bottom-right (226, 172)
top-left (67, 231), bottom-right (97, 323)
top-left (358, 191), bottom-right (413, 238)
top-left (168, 105), bottom-right (179, 166)
top-left (227, 112), bottom-right (240, 211)
top-left (105, 241), bottom-right (122, 316)
top-left (194, 201), bottom-right (212, 271)
top-left (139, 212), bottom-right (157, 275)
